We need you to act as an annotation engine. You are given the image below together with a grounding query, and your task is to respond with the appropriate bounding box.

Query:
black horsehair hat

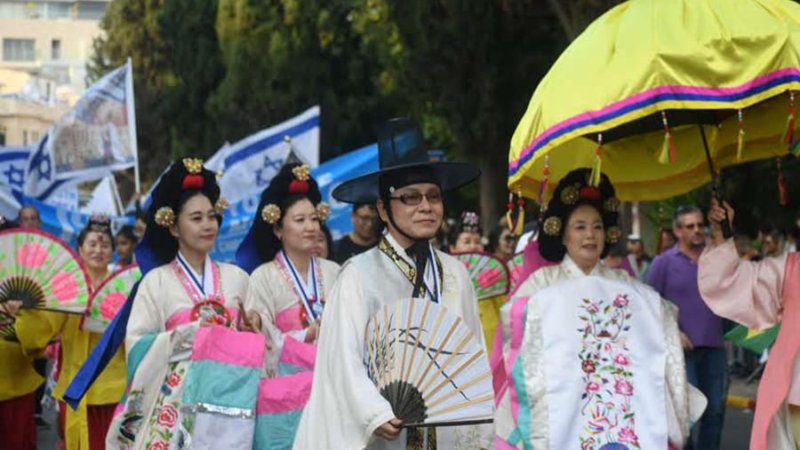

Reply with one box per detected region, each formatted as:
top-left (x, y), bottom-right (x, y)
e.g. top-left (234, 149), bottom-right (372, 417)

top-left (332, 118), bottom-right (481, 204)
top-left (537, 168), bottom-right (622, 263)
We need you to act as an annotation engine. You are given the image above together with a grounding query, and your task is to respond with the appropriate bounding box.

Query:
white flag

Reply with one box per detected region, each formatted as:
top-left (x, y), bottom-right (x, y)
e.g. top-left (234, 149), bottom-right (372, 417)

top-left (82, 176), bottom-right (119, 216)
top-left (214, 106), bottom-right (320, 203)
top-left (25, 60), bottom-right (138, 198)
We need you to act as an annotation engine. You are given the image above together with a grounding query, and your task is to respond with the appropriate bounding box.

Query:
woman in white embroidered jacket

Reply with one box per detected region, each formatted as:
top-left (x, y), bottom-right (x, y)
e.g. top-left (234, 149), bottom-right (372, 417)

top-left (106, 158), bottom-right (258, 449)
top-left (237, 163), bottom-right (340, 365)
top-left (493, 169), bottom-right (704, 450)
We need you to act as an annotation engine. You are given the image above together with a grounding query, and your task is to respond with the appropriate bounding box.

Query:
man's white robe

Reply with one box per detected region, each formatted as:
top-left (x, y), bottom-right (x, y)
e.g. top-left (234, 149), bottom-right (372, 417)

top-left (294, 234), bottom-right (493, 450)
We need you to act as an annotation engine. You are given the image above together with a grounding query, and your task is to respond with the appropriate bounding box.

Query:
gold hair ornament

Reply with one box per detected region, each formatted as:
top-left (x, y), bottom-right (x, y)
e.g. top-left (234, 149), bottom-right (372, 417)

top-left (182, 158), bottom-right (204, 174)
top-left (316, 202), bottom-right (331, 222)
top-left (261, 204), bottom-right (281, 225)
top-left (155, 207), bottom-right (176, 228)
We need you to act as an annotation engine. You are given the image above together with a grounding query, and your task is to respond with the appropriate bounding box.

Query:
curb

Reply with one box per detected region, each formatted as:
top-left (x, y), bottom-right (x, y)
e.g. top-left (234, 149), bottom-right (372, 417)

top-left (727, 394), bottom-right (756, 410)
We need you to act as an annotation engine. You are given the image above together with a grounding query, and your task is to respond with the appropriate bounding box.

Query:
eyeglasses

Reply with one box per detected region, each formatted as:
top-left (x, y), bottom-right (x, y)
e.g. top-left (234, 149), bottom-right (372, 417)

top-left (389, 191), bottom-right (443, 206)
top-left (502, 235), bottom-right (517, 242)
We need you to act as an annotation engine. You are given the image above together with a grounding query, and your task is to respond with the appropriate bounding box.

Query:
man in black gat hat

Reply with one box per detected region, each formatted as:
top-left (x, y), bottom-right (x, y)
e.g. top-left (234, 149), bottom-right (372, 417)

top-left (294, 119), bottom-right (491, 450)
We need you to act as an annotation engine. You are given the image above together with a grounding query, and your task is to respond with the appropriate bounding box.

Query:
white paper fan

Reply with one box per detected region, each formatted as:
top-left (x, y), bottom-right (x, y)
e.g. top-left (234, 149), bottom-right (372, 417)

top-left (365, 298), bottom-right (494, 427)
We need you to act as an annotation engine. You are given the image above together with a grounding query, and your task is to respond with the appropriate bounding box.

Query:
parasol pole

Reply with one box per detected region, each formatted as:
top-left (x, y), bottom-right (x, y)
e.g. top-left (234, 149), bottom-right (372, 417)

top-left (698, 125), bottom-right (734, 239)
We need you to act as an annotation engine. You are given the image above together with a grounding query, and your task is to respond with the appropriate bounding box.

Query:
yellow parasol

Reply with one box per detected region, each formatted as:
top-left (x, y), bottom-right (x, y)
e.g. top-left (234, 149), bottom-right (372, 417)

top-left (508, 0), bottom-right (800, 203)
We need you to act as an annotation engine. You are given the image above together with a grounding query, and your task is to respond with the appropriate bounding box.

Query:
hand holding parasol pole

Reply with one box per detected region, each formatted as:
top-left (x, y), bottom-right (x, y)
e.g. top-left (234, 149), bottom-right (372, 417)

top-left (698, 126), bottom-right (734, 239)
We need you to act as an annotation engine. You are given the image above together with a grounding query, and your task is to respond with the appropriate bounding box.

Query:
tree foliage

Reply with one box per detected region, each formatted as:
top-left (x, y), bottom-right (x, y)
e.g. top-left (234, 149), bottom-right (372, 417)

top-left (346, 0), bottom-right (615, 226)
top-left (89, 0), bottom-right (619, 224)
top-left (210, 0), bottom-right (401, 159)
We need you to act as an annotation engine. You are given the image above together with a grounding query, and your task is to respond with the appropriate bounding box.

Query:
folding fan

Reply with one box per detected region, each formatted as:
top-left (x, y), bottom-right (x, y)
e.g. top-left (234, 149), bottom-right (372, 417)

top-left (364, 298), bottom-right (494, 427)
top-left (0, 311), bottom-right (16, 341)
top-left (0, 229), bottom-right (91, 314)
top-left (506, 252), bottom-right (525, 291)
top-left (453, 253), bottom-right (510, 300)
top-left (81, 264), bottom-right (142, 333)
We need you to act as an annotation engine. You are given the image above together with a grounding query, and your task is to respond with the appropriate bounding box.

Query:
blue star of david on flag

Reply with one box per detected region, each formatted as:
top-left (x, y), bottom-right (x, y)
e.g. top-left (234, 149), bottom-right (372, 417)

top-left (29, 136), bottom-right (51, 182)
top-left (3, 164), bottom-right (24, 190)
top-left (255, 155), bottom-right (284, 187)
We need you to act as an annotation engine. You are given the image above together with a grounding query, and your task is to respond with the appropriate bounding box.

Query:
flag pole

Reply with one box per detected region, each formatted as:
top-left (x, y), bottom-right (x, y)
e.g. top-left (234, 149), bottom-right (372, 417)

top-left (109, 174), bottom-right (124, 217)
top-left (125, 57), bottom-right (141, 194)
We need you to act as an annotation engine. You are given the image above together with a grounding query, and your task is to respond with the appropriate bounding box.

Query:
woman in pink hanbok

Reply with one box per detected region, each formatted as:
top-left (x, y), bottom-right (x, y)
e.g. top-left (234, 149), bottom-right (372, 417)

top-left (700, 200), bottom-right (800, 450)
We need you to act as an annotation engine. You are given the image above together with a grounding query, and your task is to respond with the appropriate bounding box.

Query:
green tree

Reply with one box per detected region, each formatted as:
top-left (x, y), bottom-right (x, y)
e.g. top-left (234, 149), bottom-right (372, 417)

top-left (210, 0), bottom-right (402, 160)
top-left (349, 1), bottom-right (569, 228)
top-left (158, 0), bottom-right (226, 158)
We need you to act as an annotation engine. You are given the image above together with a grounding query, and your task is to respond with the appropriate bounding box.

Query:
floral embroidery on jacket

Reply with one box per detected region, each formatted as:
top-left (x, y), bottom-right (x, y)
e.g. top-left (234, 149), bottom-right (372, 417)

top-left (144, 363), bottom-right (188, 450)
top-left (577, 294), bottom-right (640, 450)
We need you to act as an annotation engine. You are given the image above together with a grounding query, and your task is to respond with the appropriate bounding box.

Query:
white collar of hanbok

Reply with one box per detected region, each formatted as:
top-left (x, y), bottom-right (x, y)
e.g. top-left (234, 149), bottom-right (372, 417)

top-left (176, 251), bottom-right (214, 296)
top-left (560, 254), bottom-right (602, 279)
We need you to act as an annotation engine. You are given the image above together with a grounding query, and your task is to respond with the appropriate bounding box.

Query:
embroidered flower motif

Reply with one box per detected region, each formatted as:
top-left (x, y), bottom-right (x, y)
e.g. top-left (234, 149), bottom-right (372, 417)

top-left (619, 427), bottom-right (640, 445)
top-left (578, 293), bottom-right (639, 449)
top-left (614, 354), bottom-right (630, 366)
top-left (149, 440), bottom-right (170, 450)
top-left (614, 379), bottom-right (634, 396)
top-left (166, 372), bottom-right (182, 388)
top-left (581, 437), bottom-right (597, 450)
top-left (157, 404), bottom-right (178, 428)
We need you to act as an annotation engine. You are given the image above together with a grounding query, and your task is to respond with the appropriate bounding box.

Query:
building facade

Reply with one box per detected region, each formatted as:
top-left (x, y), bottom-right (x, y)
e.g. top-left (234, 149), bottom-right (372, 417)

top-left (0, 0), bottom-right (109, 146)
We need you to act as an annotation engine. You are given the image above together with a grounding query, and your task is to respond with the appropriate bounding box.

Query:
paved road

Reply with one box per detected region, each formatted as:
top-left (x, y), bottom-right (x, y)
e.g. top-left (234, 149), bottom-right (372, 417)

top-left (720, 406), bottom-right (754, 450)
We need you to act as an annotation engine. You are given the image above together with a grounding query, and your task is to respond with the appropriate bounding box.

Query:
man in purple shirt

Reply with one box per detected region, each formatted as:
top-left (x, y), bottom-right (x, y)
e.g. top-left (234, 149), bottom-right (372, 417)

top-left (647, 205), bottom-right (726, 450)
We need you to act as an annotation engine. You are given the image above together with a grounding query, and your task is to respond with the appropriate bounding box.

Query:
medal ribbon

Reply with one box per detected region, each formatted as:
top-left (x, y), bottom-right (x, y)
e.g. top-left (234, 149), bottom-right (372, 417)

top-left (279, 250), bottom-right (322, 321)
top-left (172, 255), bottom-right (221, 304)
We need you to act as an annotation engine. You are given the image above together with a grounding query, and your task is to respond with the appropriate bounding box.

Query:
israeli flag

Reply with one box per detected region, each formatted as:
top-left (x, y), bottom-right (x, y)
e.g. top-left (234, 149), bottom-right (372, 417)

top-left (0, 147), bottom-right (30, 193)
top-left (212, 106), bottom-right (320, 203)
top-left (25, 61), bottom-right (137, 200)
